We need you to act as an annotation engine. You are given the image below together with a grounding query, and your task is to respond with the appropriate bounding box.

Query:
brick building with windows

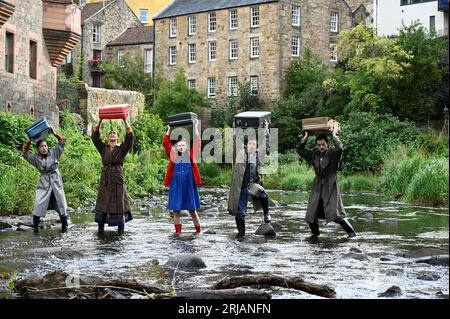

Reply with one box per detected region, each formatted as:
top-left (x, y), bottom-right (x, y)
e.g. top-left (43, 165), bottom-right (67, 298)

top-left (0, 0), bottom-right (81, 125)
top-left (153, 0), bottom-right (353, 104)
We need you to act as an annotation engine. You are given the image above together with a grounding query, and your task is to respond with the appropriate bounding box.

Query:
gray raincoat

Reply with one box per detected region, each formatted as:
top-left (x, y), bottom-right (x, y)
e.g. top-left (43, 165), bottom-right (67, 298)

top-left (23, 140), bottom-right (68, 217)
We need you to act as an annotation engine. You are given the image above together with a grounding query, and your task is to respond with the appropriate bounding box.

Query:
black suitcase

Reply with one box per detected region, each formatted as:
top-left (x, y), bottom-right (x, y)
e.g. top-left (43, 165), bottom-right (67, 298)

top-left (168, 112), bottom-right (198, 127)
top-left (233, 111), bottom-right (271, 128)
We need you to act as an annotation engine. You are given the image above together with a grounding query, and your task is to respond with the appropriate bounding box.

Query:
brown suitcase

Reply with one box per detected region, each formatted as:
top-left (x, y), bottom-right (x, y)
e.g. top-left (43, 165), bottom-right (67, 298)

top-left (302, 117), bottom-right (340, 135)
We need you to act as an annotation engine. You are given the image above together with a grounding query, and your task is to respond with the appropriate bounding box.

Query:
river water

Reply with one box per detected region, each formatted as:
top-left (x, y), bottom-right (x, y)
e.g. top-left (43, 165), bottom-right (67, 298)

top-left (0, 188), bottom-right (448, 299)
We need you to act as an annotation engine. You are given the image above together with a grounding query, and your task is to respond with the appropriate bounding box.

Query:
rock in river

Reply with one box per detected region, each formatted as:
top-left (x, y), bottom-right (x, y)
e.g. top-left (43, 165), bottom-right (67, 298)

top-left (378, 286), bottom-right (402, 297)
top-left (164, 254), bottom-right (206, 270)
top-left (417, 271), bottom-right (441, 281)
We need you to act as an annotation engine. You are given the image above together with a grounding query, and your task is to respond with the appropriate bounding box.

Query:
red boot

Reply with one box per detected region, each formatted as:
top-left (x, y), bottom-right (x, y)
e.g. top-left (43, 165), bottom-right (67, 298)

top-left (174, 223), bottom-right (182, 234)
top-left (195, 225), bottom-right (202, 233)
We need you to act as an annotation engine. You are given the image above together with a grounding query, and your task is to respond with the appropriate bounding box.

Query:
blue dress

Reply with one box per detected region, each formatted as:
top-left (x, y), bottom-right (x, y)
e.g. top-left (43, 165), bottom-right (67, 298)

top-left (167, 154), bottom-right (201, 211)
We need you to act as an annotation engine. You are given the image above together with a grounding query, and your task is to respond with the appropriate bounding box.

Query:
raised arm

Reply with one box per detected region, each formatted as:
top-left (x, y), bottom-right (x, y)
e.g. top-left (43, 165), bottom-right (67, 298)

top-left (22, 139), bottom-right (37, 167)
top-left (120, 118), bottom-right (134, 156)
top-left (297, 131), bottom-right (314, 164)
top-left (162, 125), bottom-right (173, 158)
top-left (192, 119), bottom-right (201, 160)
top-left (331, 126), bottom-right (343, 162)
top-left (91, 119), bottom-right (105, 154)
top-left (51, 131), bottom-right (66, 160)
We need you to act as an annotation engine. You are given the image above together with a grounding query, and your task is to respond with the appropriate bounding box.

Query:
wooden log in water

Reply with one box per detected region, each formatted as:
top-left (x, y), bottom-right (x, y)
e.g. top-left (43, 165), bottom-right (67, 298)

top-left (212, 274), bottom-right (336, 298)
top-left (176, 287), bottom-right (271, 299)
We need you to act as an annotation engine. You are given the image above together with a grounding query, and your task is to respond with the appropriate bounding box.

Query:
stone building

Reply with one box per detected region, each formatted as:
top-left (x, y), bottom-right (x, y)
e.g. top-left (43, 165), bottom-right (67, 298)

top-left (104, 25), bottom-right (153, 75)
top-left (70, 0), bottom-right (142, 88)
top-left (84, 0), bottom-right (172, 25)
top-left (0, 0), bottom-right (81, 126)
top-left (153, 0), bottom-right (353, 104)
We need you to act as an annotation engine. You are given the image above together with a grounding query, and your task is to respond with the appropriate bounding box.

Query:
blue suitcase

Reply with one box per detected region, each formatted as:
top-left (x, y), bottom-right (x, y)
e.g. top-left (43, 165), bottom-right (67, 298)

top-left (25, 118), bottom-right (52, 142)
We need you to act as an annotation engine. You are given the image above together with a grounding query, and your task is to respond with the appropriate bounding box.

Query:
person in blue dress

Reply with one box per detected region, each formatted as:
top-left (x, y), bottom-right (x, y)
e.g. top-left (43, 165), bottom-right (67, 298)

top-left (162, 119), bottom-right (202, 235)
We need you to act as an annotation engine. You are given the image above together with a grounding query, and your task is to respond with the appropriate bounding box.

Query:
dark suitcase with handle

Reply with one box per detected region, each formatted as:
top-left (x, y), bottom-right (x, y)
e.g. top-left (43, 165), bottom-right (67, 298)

top-left (233, 111), bottom-right (271, 128)
top-left (168, 112), bottom-right (198, 127)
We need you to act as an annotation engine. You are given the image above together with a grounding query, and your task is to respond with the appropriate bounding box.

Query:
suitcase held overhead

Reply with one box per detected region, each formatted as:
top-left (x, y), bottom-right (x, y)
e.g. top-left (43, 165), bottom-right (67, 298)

top-left (301, 117), bottom-right (340, 136)
top-left (99, 104), bottom-right (131, 120)
top-left (233, 111), bottom-right (271, 128)
top-left (25, 118), bottom-right (53, 143)
top-left (168, 112), bottom-right (198, 127)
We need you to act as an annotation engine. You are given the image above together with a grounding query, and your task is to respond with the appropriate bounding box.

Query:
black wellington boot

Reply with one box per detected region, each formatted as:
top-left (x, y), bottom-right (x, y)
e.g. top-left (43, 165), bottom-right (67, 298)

top-left (308, 221), bottom-right (320, 236)
top-left (117, 223), bottom-right (125, 235)
top-left (235, 218), bottom-right (245, 238)
top-left (33, 215), bottom-right (40, 234)
top-left (260, 196), bottom-right (271, 223)
top-left (60, 215), bottom-right (68, 233)
top-left (336, 218), bottom-right (356, 238)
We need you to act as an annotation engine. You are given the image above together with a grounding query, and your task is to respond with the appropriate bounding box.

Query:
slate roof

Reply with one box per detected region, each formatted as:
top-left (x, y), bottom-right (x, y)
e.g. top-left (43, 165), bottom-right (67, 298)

top-left (81, 0), bottom-right (114, 23)
top-left (154, 0), bottom-right (278, 20)
top-left (106, 26), bottom-right (154, 46)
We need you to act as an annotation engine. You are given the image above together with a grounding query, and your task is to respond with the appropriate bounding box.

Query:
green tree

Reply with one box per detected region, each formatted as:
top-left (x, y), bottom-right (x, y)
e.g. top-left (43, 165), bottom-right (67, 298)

top-left (395, 22), bottom-right (449, 121)
top-left (338, 23), bottom-right (411, 115)
top-left (100, 54), bottom-right (153, 103)
top-left (152, 69), bottom-right (209, 121)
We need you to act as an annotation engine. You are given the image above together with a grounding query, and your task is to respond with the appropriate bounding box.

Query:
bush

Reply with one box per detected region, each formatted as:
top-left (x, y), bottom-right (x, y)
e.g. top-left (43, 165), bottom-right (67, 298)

top-left (379, 149), bottom-right (427, 197)
top-left (338, 111), bottom-right (420, 173)
top-left (0, 162), bottom-right (39, 215)
top-left (405, 158), bottom-right (449, 206)
top-left (131, 110), bottom-right (165, 153)
top-left (0, 111), bottom-right (33, 151)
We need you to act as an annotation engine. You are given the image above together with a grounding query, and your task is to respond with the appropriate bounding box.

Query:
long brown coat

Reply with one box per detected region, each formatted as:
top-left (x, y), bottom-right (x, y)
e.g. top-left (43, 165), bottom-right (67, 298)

top-left (297, 135), bottom-right (346, 223)
top-left (92, 130), bottom-right (133, 215)
top-left (227, 148), bottom-right (264, 216)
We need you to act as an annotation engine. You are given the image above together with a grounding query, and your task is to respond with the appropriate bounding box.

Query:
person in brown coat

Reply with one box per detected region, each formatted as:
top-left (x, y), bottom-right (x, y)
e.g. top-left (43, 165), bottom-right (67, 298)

top-left (297, 126), bottom-right (356, 238)
top-left (92, 118), bottom-right (134, 235)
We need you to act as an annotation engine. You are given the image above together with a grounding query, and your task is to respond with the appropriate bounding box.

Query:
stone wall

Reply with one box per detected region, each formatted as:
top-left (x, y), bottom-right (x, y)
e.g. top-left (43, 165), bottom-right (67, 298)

top-left (0, 0), bottom-right (59, 126)
top-left (104, 43), bottom-right (153, 66)
top-left (78, 83), bottom-right (145, 134)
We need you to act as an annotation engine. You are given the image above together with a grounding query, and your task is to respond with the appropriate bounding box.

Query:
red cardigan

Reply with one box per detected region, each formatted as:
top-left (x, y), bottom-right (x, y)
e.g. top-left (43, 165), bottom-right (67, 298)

top-left (162, 134), bottom-right (202, 187)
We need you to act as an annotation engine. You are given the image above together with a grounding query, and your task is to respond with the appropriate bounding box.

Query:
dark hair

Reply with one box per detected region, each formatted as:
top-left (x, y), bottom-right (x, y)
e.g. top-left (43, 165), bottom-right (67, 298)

top-left (315, 135), bottom-right (328, 143)
top-left (108, 130), bottom-right (119, 137)
top-left (36, 140), bottom-right (47, 148)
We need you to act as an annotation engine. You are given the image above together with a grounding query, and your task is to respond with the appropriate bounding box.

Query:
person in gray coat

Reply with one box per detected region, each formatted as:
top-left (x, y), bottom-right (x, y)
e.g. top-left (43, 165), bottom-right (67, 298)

top-left (227, 121), bottom-right (271, 238)
top-left (23, 132), bottom-right (68, 234)
top-left (297, 126), bottom-right (356, 238)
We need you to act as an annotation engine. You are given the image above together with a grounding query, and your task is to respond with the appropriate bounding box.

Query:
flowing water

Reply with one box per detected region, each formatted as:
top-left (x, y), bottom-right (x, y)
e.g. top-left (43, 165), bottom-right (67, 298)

top-left (0, 188), bottom-right (448, 299)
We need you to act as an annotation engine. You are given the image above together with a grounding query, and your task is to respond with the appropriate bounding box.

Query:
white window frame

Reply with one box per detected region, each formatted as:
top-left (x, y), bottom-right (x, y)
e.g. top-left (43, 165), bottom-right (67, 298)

top-left (169, 18), bottom-right (177, 37)
top-left (229, 39), bottom-right (238, 60)
top-left (229, 9), bottom-right (238, 30)
top-left (207, 77), bottom-right (216, 98)
top-left (66, 51), bottom-right (72, 64)
top-left (139, 8), bottom-right (149, 24)
top-left (188, 15), bottom-right (197, 35)
top-left (208, 12), bottom-right (217, 33)
top-left (93, 24), bottom-right (101, 43)
top-left (330, 12), bottom-right (339, 32)
top-left (330, 43), bottom-right (338, 62)
top-left (228, 76), bottom-right (238, 97)
top-left (291, 36), bottom-right (300, 57)
top-left (208, 41), bottom-right (216, 61)
top-left (250, 76), bottom-right (258, 96)
top-left (188, 79), bottom-right (196, 89)
top-left (188, 43), bottom-right (197, 63)
top-left (251, 6), bottom-right (259, 28)
top-left (117, 50), bottom-right (124, 66)
top-left (292, 5), bottom-right (300, 26)
top-left (169, 46), bottom-right (176, 65)
top-left (144, 48), bottom-right (152, 74)
top-left (250, 37), bottom-right (260, 58)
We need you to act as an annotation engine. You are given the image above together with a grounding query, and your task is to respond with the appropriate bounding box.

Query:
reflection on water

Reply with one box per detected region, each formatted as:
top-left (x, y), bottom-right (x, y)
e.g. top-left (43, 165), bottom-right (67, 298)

top-left (0, 187), bottom-right (448, 299)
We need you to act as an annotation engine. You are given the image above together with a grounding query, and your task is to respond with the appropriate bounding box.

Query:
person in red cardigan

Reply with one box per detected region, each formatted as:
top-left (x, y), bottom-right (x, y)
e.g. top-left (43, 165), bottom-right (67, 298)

top-left (163, 119), bottom-right (202, 235)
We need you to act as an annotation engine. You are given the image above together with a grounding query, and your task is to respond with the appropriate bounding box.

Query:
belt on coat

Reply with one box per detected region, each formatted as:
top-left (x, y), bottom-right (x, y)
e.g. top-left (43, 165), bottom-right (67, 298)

top-left (102, 164), bottom-right (121, 191)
